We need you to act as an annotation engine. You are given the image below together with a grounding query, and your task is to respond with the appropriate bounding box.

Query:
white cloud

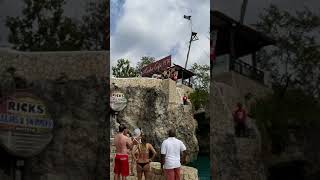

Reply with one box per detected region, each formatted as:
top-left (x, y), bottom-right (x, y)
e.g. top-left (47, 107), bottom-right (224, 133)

top-left (111, 0), bottom-right (210, 70)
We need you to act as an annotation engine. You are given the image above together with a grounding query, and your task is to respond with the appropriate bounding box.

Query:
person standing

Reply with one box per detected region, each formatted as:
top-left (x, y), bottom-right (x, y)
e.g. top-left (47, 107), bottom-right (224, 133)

top-left (233, 102), bottom-right (247, 137)
top-left (161, 128), bottom-right (187, 180)
top-left (130, 128), bottom-right (142, 176)
top-left (182, 94), bottom-right (188, 105)
top-left (114, 124), bottom-right (138, 180)
top-left (133, 134), bottom-right (157, 180)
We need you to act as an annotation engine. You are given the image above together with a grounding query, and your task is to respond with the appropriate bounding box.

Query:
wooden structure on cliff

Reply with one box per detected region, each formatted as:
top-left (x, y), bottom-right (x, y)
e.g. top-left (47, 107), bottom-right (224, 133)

top-left (211, 10), bottom-right (275, 83)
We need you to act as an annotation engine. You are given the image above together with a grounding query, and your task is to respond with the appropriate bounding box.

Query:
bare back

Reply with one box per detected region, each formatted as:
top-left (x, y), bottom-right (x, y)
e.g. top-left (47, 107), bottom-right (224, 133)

top-left (114, 133), bottom-right (132, 154)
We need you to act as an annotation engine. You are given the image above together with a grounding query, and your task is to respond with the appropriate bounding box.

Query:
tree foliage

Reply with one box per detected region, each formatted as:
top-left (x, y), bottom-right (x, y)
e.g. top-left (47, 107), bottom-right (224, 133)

top-left (6, 0), bottom-right (85, 51)
top-left (251, 88), bottom-right (320, 154)
top-left (6, 0), bottom-right (109, 51)
top-left (255, 5), bottom-right (320, 97)
top-left (81, 0), bottom-right (109, 50)
top-left (112, 59), bottom-right (138, 78)
top-left (136, 56), bottom-right (155, 74)
top-left (189, 63), bottom-right (209, 111)
top-left (190, 63), bottom-right (210, 91)
top-left (189, 89), bottom-right (208, 111)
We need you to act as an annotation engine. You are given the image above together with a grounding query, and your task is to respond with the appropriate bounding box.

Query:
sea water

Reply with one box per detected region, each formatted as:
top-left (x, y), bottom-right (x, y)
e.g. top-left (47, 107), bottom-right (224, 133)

top-left (187, 155), bottom-right (211, 180)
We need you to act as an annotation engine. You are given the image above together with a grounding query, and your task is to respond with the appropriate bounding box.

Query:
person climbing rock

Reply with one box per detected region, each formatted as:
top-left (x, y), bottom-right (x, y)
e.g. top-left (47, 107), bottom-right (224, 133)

top-left (161, 128), bottom-right (187, 180)
top-left (233, 103), bottom-right (247, 137)
top-left (133, 134), bottom-right (157, 180)
top-left (182, 94), bottom-right (188, 105)
top-left (114, 124), bottom-right (138, 180)
top-left (130, 128), bottom-right (142, 176)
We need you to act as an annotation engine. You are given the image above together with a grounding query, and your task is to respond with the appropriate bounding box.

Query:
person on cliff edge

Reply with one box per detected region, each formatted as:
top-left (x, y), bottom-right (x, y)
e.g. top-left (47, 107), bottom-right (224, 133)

top-left (114, 124), bottom-right (138, 180)
top-left (161, 128), bottom-right (187, 180)
top-left (233, 102), bottom-right (247, 137)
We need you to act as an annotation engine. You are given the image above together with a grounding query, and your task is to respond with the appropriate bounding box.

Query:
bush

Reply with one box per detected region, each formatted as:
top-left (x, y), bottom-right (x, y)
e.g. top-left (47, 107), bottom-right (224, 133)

top-left (250, 88), bottom-right (320, 154)
top-left (189, 89), bottom-right (208, 111)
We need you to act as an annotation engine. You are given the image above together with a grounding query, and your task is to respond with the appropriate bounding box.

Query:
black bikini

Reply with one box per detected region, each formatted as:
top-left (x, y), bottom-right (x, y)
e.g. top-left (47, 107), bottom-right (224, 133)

top-left (137, 162), bottom-right (149, 168)
top-left (136, 144), bottom-right (150, 169)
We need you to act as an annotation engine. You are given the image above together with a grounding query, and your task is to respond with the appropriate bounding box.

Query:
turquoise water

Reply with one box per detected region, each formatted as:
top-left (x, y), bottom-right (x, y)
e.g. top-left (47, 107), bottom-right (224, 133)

top-left (187, 155), bottom-right (211, 180)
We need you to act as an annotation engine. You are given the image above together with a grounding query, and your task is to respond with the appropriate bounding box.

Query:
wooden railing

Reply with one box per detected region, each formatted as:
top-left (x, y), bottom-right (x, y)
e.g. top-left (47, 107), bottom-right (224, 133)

top-left (230, 59), bottom-right (264, 84)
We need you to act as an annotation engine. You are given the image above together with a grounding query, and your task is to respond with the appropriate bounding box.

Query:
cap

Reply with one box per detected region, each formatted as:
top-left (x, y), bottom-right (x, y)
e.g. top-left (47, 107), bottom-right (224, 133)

top-left (133, 128), bottom-right (141, 138)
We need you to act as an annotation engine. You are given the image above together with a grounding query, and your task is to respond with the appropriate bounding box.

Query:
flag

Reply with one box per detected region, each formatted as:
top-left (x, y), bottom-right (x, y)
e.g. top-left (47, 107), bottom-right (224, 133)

top-left (184, 15), bottom-right (191, 20)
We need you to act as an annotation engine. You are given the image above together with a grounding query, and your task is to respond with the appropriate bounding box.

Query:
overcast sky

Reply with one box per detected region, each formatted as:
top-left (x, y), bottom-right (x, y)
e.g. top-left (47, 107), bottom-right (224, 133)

top-left (110, 0), bottom-right (210, 70)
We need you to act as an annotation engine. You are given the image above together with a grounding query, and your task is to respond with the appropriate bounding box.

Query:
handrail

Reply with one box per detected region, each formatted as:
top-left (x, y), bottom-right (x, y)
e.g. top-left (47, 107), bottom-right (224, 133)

top-left (230, 59), bottom-right (264, 84)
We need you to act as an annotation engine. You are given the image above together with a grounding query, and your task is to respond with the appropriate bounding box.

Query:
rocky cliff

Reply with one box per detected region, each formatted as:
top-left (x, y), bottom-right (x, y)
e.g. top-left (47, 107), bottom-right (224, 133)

top-left (210, 72), bottom-right (271, 180)
top-left (111, 78), bottom-right (199, 161)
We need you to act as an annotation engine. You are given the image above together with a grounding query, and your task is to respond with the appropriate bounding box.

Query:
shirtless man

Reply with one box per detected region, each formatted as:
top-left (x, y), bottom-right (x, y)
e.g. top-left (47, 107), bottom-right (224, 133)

top-left (114, 124), bottom-right (137, 180)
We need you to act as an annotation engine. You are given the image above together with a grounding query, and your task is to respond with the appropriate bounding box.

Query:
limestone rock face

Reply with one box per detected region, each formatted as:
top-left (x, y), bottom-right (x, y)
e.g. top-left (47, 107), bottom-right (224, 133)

top-left (111, 78), bottom-right (199, 161)
top-left (0, 77), bottom-right (109, 180)
top-left (210, 82), bottom-right (267, 180)
top-left (150, 162), bottom-right (198, 180)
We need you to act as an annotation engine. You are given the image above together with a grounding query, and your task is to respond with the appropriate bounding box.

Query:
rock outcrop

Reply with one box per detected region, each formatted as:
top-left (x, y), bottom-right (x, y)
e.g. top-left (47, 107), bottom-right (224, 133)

top-left (210, 72), bottom-right (271, 180)
top-left (111, 78), bottom-right (199, 161)
top-left (150, 162), bottom-right (198, 180)
top-left (110, 78), bottom-right (199, 179)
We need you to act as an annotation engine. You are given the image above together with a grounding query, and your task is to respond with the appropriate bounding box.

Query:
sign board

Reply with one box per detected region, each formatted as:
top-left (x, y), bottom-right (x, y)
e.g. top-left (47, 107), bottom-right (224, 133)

top-left (0, 92), bottom-right (53, 157)
top-left (141, 55), bottom-right (171, 77)
top-left (110, 91), bottom-right (127, 112)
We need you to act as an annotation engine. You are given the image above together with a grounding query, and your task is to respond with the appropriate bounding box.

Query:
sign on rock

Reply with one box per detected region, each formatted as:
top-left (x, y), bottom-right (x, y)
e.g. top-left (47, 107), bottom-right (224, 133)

top-left (0, 91), bottom-right (54, 157)
top-left (110, 91), bottom-right (127, 112)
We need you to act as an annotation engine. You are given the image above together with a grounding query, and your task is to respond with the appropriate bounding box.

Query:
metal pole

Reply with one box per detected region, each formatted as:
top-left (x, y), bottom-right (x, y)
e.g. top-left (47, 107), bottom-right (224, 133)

top-left (185, 19), bottom-right (193, 69)
top-left (240, 0), bottom-right (248, 24)
top-left (185, 34), bottom-right (193, 69)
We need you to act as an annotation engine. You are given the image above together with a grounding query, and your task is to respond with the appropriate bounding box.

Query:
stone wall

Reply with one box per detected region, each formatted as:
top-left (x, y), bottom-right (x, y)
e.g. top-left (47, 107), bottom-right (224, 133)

top-left (0, 78), bottom-right (109, 180)
top-left (0, 49), bottom-right (109, 180)
top-left (150, 162), bottom-right (198, 180)
top-left (213, 72), bottom-right (272, 112)
top-left (0, 48), bottom-right (108, 81)
top-left (210, 78), bottom-right (270, 180)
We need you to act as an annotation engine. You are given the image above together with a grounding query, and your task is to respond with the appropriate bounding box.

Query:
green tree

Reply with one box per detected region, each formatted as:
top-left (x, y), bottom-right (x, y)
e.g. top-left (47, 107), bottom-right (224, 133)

top-left (189, 89), bottom-right (208, 111)
top-left (190, 63), bottom-right (210, 91)
top-left (251, 88), bottom-right (320, 154)
top-left (136, 56), bottom-right (155, 74)
top-left (255, 5), bottom-right (320, 97)
top-left (6, 0), bottom-right (84, 51)
top-left (189, 63), bottom-right (210, 111)
top-left (81, 0), bottom-right (109, 50)
top-left (112, 59), bottom-right (138, 78)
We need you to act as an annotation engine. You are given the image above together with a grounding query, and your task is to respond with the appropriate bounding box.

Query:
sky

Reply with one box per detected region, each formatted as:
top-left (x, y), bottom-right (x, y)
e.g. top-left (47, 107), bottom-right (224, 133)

top-left (110, 0), bottom-right (210, 70)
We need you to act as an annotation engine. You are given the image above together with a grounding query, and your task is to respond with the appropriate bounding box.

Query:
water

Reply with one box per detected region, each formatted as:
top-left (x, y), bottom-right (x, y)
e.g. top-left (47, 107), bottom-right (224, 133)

top-left (187, 155), bottom-right (211, 180)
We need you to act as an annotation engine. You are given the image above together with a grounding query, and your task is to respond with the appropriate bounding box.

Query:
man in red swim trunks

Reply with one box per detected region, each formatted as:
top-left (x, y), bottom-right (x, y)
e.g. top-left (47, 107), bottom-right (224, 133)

top-left (114, 124), bottom-right (137, 180)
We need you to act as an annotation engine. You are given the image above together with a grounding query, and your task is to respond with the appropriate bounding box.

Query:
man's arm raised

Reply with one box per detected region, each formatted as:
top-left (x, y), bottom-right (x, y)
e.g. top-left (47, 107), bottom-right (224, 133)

top-left (126, 137), bottom-right (133, 150)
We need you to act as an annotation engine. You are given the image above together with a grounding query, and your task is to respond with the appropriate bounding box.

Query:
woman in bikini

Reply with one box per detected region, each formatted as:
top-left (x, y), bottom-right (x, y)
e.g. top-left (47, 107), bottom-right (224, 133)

top-left (130, 128), bottom-right (142, 176)
top-left (133, 134), bottom-right (157, 180)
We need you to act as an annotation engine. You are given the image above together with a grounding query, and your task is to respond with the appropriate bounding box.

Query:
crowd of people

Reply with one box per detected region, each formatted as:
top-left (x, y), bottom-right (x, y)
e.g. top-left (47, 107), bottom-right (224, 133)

top-left (113, 124), bottom-right (187, 180)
